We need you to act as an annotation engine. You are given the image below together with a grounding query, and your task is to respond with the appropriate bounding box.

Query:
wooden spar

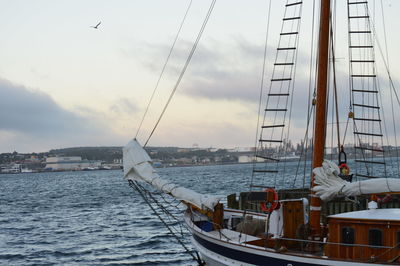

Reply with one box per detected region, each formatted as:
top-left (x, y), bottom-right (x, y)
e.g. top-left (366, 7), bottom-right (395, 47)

top-left (310, 0), bottom-right (331, 235)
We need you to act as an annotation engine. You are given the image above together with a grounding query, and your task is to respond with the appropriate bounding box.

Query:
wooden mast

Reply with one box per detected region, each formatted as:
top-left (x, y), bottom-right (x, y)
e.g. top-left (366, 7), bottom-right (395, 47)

top-left (310, 0), bottom-right (331, 235)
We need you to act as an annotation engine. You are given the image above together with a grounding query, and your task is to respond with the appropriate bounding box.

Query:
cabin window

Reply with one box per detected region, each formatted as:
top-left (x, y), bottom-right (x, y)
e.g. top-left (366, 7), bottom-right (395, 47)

top-left (369, 229), bottom-right (383, 247)
top-left (341, 227), bottom-right (355, 244)
top-left (397, 231), bottom-right (400, 248)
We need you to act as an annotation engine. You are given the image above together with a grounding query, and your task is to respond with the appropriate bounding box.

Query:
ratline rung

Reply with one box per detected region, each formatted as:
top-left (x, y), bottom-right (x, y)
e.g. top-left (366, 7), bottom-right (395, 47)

top-left (350, 45), bottom-right (373, 49)
top-left (277, 47), bottom-right (296, 51)
top-left (351, 74), bottom-right (376, 78)
top-left (349, 31), bottom-right (372, 34)
top-left (348, 1), bottom-right (368, 5)
top-left (349, 15), bottom-right (369, 19)
top-left (353, 103), bottom-right (380, 109)
top-left (255, 155), bottom-right (280, 162)
top-left (271, 78), bottom-right (292, 82)
top-left (265, 108), bottom-right (287, 112)
top-left (355, 146), bottom-right (384, 152)
top-left (352, 89), bottom-right (378, 93)
top-left (262, 124), bottom-right (285, 128)
top-left (283, 17), bottom-right (301, 21)
top-left (268, 93), bottom-right (290, 96)
top-left (355, 160), bottom-right (385, 165)
top-left (353, 117), bottom-right (381, 122)
top-left (274, 63), bottom-right (294, 66)
top-left (280, 32), bottom-right (298, 36)
top-left (286, 2), bottom-right (302, 7)
top-left (354, 132), bottom-right (383, 137)
top-left (259, 139), bottom-right (283, 143)
top-left (351, 60), bottom-right (374, 63)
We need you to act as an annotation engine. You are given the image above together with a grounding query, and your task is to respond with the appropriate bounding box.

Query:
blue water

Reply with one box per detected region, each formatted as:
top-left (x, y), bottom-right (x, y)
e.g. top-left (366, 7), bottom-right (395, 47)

top-left (0, 163), bottom-right (307, 265)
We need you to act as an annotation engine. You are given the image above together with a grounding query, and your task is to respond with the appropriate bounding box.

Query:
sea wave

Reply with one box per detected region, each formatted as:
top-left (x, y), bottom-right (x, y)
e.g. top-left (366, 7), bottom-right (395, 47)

top-left (0, 164), bottom-right (278, 265)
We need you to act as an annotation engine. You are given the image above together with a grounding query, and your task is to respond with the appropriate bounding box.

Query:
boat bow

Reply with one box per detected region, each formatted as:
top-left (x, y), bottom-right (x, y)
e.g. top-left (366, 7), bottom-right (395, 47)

top-left (123, 138), bottom-right (220, 210)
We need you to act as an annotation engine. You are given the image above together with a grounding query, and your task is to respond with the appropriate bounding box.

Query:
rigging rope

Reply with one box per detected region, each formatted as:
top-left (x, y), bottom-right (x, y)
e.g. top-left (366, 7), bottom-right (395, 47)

top-left (282, 1), bottom-right (303, 188)
top-left (349, 1), bottom-right (387, 179)
top-left (250, 0), bottom-right (272, 191)
top-left (379, 0), bottom-right (400, 174)
top-left (342, 115), bottom-right (350, 145)
top-left (135, 0), bottom-right (193, 139)
top-left (254, 0), bottom-right (304, 189)
top-left (144, 0), bottom-right (217, 147)
top-left (129, 180), bottom-right (204, 264)
top-left (330, 20), bottom-right (341, 152)
top-left (293, 0), bottom-right (317, 188)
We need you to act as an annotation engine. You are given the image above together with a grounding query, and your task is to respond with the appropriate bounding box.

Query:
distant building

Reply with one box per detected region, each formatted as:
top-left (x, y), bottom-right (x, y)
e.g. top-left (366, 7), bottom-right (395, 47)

top-left (113, 158), bottom-right (122, 164)
top-left (228, 147), bottom-right (255, 153)
top-left (176, 148), bottom-right (188, 153)
top-left (45, 156), bottom-right (101, 171)
top-left (0, 164), bottom-right (21, 173)
top-left (238, 155), bottom-right (264, 163)
top-left (175, 157), bottom-right (193, 164)
top-left (201, 158), bottom-right (211, 164)
top-left (325, 147), bottom-right (338, 155)
top-left (238, 155), bottom-right (251, 163)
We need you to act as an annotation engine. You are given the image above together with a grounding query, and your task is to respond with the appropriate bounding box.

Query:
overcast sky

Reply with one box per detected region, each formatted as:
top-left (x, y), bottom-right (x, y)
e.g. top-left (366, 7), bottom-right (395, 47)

top-left (0, 0), bottom-right (399, 153)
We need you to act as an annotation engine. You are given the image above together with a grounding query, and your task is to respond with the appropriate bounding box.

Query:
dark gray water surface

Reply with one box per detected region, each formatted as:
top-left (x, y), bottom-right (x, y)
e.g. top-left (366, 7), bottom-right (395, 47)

top-left (0, 163), bottom-right (309, 265)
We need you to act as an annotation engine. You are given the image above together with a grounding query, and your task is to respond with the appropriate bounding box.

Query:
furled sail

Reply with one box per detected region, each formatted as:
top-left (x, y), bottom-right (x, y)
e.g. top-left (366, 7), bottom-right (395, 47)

top-left (313, 160), bottom-right (400, 201)
top-left (123, 139), bottom-right (220, 210)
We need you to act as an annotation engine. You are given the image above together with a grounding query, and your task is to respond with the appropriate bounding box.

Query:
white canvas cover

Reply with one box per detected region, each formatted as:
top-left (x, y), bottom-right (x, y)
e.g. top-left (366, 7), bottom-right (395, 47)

top-left (312, 160), bottom-right (400, 201)
top-left (123, 139), bottom-right (220, 210)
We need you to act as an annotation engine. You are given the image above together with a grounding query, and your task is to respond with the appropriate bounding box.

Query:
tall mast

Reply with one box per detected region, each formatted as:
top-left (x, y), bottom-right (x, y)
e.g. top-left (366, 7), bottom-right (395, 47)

top-left (310, 0), bottom-right (331, 235)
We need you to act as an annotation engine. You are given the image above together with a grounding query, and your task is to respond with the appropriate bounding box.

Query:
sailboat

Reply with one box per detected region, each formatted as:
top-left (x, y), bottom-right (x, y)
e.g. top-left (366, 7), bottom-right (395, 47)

top-left (124, 0), bottom-right (400, 265)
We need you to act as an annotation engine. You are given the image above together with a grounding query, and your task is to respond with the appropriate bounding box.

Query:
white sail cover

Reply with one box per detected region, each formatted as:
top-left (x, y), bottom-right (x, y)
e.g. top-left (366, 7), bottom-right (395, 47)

top-left (123, 139), bottom-right (220, 210)
top-left (313, 160), bottom-right (400, 201)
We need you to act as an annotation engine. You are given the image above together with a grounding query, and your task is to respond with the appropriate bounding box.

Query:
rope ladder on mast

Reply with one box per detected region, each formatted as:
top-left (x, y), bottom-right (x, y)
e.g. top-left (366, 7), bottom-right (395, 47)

top-left (253, 0), bottom-right (303, 187)
top-left (347, 0), bottom-right (386, 179)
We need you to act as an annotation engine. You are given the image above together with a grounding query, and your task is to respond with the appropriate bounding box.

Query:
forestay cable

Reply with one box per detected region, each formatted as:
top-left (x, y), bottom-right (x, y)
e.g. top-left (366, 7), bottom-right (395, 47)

top-left (135, 0), bottom-right (193, 139)
top-left (144, 0), bottom-right (217, 147)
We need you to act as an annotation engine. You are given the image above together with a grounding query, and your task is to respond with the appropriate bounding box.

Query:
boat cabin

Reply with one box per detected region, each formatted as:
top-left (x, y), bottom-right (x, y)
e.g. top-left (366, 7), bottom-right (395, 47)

top-left (325, 209), bottom-right (400, 263)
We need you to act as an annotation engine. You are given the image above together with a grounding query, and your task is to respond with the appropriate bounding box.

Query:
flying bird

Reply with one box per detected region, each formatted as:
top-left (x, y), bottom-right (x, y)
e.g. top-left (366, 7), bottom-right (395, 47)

top-left (91, 21), bottom-right (101, 29)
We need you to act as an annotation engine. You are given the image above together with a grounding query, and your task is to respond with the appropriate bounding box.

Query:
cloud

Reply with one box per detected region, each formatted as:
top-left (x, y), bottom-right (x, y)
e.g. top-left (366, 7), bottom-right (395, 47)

top-left (0, 78), bottom-right (116, 152)
top-left (0, 79), bottom-right (88, 135)
top-left (109, 98), bottom-right (138, 114)
top-left (139, 37), bottom-right (314, 104)
top-left (133, 37), bottom-right (317, 145)
top-left (131, 35), bottom-right (400, 149)
top-left (149, 120), bottom-right (256, 148)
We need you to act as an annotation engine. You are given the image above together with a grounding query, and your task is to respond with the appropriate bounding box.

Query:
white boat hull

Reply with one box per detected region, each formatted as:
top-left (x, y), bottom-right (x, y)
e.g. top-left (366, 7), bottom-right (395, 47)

top-left (185, 211), bottom-right (388, 266)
